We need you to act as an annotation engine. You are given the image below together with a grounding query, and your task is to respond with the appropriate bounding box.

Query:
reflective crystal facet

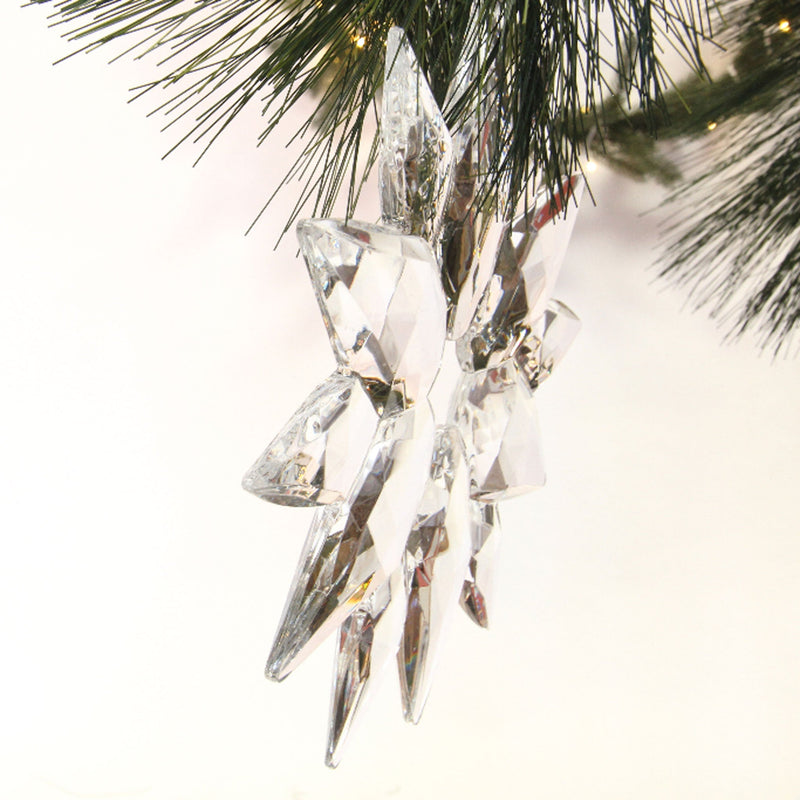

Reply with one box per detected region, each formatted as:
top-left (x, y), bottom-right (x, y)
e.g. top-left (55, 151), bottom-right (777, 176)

top-left (454, 231), bottom-right (544, 370)
top-left (513, 299), bottom-right (581, 391)
top-left (441, 60), bottom-right (505, 334)
top-left (380, 27), bottom-right (454, 243)
top-left (265, 401), bottom-right (435, 681)
top-left (447, 217), bottom-right (509, 342)
top-left (297, 218), bottom-right (447, 402)
top-left (242, 371), bottom-right (380, 506)
top-left (509, 175), bottom-right (585, 324)
top-left (460, 501), bottom-right (500, 628)
top-left (326, 570), bottom-right (406, 768)
top-left (449, 360), bottom-right (545, 501)
top-left (398, 426), bottom-right (471, 723)
top-left (455, 175), bottom-right (585, 370)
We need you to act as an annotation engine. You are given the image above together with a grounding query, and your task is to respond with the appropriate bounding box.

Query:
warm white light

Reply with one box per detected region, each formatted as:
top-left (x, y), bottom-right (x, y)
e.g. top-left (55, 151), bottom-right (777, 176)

top-left (353, 34), bottom-right (366, 48)
top-left (779, 18), bottom-right (791, 32)
top-left (707, 120), bottom-right (718, 131)
top-left (586, 160), bottom-right (598, 172)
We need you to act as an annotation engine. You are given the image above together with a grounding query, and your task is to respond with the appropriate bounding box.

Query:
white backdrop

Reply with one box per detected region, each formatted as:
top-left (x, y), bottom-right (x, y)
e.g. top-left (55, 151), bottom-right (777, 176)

top-left (2, 5), bottom-right (799, 798)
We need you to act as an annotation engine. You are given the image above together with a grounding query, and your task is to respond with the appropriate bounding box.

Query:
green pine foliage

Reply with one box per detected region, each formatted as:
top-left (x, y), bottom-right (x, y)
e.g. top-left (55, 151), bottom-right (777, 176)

top-left (563, 0), bottom-right (800, 354)
top-left (37, 0), bottom-right (712, 235)
top-left (656, 0), bottom-right (800, 355)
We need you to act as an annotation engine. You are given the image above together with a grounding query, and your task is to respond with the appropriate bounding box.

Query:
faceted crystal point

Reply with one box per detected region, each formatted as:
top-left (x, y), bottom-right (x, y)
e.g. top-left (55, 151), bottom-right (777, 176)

top-left (460, 501), bottom-right (501, 628)
top-left (514, 300), bottom-right (581, 391)
top-left (454, 230), bottom-right (544, 371)
top-left (441, 44), bottom-right (506, 333)
top-left (297, 218), bottom-right (447, 403)
top-left (510, 174), bottom-right (585, 323)
top-left (454, 174), bottom-right (586, 371)
top-left (242, 371), bottom-right (380, 506)
top-left (446, 215), bottom-right (509, 342)
top-left (326, 571), bottom-right (406, 768)
top-left (265, 502), bottom-right (352, 681)
top-left (398, 426), bottom-right (471, 724)
top-left (265, 401), bottom-right (435, 681)
top-left (379, 27), bottom-right (454, 244)
top-left (449, 360), bottom-right (545, 501)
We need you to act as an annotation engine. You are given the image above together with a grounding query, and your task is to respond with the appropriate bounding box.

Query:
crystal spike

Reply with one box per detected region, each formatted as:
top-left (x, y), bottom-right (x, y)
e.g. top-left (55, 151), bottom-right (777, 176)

top-left (460, 501), bottom-right (501, 628)
top-left (379, 27), bottom-right (454, 244)
top-left (509, 175), bottom-right (585, 323)
top-left (265, 401), bottom-right (435, 681)
top-left (455, 174), bottom-right (585, 370)
top-left (398, 426), bottom-right (471, 723)
top-left (326, 570), bottom-right (406, 768)
top-left (441, 39), bottom-right (507, 337)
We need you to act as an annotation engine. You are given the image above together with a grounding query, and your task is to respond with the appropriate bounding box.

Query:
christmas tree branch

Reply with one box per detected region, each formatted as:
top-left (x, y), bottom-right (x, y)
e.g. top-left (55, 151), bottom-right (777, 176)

top-left (556, 0), bottom-right (800, 354)
top-left (35, 0), bottom-right (715, 236)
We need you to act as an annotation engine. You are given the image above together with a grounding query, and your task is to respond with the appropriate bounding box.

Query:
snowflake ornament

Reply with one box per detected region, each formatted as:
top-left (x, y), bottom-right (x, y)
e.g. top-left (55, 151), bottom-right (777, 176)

top-left (243, 27), bottom-right (584, 767)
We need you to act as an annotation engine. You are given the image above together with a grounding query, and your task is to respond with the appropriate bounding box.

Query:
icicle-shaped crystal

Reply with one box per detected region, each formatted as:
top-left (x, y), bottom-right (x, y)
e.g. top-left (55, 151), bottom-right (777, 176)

top-left (397, 426), bottom-right (471, 723)
top-left (379, 27), bottom-right (454, 243)
top-left (326, 570), bottom-right (406, 768)
top-left (455, 175), bottom-right (585, 371)
top-left (265, 401), bottom-right (435, 681)
top-left (509, 175), bottom-right (585, 323)
top-left (460, 501), bottom-right (501, 628)
top-left (441, 21), bottom-right (507, 338)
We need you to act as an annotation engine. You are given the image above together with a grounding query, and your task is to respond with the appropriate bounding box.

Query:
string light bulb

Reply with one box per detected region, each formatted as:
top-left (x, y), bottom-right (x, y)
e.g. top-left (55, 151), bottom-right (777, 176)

top-left (707, 121), bottom-right (718, 131)
top-left (778, 18), bottom-right (791, 32)
top-left (353, 34), bottom-right (366, 48)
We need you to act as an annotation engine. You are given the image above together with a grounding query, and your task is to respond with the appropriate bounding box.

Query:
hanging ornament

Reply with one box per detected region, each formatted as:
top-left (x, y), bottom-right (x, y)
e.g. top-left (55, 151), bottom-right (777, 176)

top-left (242, 27), bottom-right (584, 767)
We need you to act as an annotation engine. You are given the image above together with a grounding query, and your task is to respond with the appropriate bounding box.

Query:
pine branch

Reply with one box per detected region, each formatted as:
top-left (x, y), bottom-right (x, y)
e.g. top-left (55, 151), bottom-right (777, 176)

top-left (34, 0), bottom-right (715, 236)
top-left (657, 0), bottom-right (800, 355)
top-left (660, 87), bottom-right (800, 355)
top-left (554, 0), bottom-right (800, 354)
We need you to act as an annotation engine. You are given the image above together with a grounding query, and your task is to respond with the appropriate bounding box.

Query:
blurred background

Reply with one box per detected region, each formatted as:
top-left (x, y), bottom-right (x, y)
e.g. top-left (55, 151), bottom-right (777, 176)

top-left (1, 4), bottom-right (799, 798)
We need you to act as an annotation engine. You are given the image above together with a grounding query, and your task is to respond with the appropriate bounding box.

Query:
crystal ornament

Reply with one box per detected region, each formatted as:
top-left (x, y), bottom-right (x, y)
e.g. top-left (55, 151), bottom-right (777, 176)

top-left (265, 401), bottom-right (435, 681)
top-left (398, 426), bottom-right (471, 723)
top-left (298, 218), bottom-right (447, 403)
top-left (449, 360), bottom-right (545, 501)
top-left (326, 570), bottom-right (406, 768)
top-left (245, 27), bottom-right (582, 767)
top-left (460, 501), bottom-right (501, 629)
top-left (242, 371), bottom-right (380, 506)
top-left (379, 27), bottom-right (454, 244)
